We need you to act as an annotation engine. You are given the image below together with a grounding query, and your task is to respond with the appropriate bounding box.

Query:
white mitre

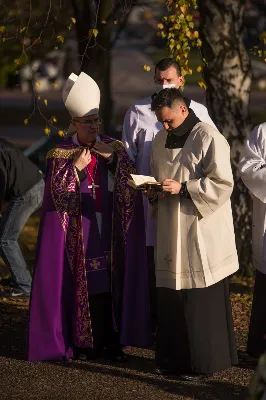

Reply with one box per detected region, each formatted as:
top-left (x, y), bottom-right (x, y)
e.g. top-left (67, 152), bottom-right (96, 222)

top-left (62, 72), bottom-right (100, 117)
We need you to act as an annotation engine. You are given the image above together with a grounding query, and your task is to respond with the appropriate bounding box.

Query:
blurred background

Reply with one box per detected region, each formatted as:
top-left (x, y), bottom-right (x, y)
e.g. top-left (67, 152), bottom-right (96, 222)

top-left (0, 0), bottom-right (265, 165)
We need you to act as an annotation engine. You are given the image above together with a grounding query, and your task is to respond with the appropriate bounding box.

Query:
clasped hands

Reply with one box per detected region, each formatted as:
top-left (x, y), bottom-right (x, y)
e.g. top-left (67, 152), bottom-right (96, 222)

top-left (74, 142), bottom-right (113, 171)
top-left (145, 179), bottom-right (182, 200)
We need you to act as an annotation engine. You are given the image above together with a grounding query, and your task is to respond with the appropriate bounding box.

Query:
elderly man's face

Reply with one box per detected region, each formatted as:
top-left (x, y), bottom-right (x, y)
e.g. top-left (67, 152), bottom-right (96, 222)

top-left (72, 114), bottom-right (101, 144)
top-left (155, 104), bottom-right (188, 131)
top-left (154, 66), bottom-right (184, 88)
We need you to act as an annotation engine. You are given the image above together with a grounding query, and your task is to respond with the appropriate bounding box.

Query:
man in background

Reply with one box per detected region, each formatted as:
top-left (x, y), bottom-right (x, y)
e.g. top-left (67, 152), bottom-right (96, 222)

top-left (0, 139), bottom-right (44, 297)
top-left (239, 122), bottom-right (266, 358)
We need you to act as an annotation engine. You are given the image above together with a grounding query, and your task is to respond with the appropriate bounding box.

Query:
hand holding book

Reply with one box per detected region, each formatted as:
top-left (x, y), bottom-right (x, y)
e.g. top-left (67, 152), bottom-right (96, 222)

top-left (127, 174), bottom-right (163, 192)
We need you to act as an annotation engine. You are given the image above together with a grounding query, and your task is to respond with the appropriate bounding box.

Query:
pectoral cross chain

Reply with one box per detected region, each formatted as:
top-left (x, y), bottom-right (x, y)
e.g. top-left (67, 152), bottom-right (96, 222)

top-left (88, 183), bottom-right (100, 199)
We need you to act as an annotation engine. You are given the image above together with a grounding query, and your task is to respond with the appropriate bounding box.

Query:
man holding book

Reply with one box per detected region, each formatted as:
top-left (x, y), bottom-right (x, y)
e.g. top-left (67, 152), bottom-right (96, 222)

top-left (122, 58), bottom-right (216, 331)
top-left (146, 88), bottom-right (238, 380)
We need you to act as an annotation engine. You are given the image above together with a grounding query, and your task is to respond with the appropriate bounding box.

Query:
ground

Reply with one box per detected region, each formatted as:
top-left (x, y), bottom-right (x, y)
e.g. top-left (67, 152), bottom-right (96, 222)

top-left (0, 216), bottom-right (259, 399)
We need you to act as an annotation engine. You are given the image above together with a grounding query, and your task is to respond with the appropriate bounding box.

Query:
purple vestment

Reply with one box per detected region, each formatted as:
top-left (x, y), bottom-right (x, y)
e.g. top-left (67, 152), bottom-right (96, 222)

top-left (27, 136), bottom-right (152, 361)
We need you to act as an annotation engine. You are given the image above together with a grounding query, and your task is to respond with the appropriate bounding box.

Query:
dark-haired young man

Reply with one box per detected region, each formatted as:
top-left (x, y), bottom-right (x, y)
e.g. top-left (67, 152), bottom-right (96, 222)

top-left (122, 57), bottom-right (216, 331)
top-left (147, 88), bottom-right (238, 380)
top-left (0, 139), bottom-right (44, 297)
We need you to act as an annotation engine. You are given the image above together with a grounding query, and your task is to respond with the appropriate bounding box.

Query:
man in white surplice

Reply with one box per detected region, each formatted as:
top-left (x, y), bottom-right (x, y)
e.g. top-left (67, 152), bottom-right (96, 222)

top-left (239, 122), bottom-right (266, 358)
top-left (122, 58), bottom-right (217, 328)
top-left (146, 88), bottom-right (238, 380)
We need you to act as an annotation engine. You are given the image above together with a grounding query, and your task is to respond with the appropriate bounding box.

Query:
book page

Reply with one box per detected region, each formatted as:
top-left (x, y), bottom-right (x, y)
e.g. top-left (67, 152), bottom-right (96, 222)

top-left (130, 174), bottom-right (157, 186)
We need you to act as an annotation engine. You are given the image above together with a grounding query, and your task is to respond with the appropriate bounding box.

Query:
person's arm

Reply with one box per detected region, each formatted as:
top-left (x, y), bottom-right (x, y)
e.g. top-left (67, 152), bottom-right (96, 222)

top-left (0, 168), bottom-right (7, 215)
top-left (105, 152), bottom-right (118, 176)
top-left (122, 105), bottom-right (139, 162)
top-left (148, 144), bottom-right (158, 219)
top-left (239, 124), bottom-right (266, 203)
top-left (187, 133), bottom-right (234, 218)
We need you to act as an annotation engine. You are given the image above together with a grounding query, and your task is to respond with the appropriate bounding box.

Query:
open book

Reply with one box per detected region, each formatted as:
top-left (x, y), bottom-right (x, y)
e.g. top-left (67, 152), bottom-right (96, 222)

top-left (127, 174), bottom-right (162, 191)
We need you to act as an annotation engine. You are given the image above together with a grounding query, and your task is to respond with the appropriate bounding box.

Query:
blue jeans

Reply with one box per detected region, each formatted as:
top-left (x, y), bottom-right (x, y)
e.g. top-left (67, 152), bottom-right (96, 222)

top-left (0, 179), bottom-right (44, 294)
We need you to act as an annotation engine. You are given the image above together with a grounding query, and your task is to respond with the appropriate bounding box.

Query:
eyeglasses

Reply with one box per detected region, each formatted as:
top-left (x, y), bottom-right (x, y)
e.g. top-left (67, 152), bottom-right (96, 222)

top-left (73, 118), bottom-right (102, 126)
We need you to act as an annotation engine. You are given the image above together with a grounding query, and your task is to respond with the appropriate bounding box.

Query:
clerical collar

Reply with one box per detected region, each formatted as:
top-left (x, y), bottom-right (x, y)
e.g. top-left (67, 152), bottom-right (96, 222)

top-left (165, 109), bottom-right (201, 149)
top-left (170, 109), bottom-right (200, 137)
top-left (72, 133), bottom-right (100, 146)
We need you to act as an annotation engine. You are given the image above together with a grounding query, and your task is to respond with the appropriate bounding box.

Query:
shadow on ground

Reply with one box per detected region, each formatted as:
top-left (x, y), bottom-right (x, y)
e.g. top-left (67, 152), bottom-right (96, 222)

top-left (0, 281), bottom-right (256, 399)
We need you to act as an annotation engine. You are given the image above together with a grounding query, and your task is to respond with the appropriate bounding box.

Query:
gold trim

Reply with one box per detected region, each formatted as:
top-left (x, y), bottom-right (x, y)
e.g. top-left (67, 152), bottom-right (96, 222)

top-left (47, 147), bottom-right (82, 161)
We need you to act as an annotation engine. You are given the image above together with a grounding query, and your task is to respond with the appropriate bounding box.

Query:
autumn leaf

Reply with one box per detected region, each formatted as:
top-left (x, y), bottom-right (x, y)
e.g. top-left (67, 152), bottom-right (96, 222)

top-left (92, 29), bottom-right (98, 38)
top-left (71, 17), bottom-right (76, 24)
top-left (143, 64), bottom-right (151, 72)
top-left (58, 130), bottom-right (65, 137)
top-left (57, 35), bottom-right (64, 43)
top-left (196, 66), bottom-right (202, 72)
top-left (198, 80), bottom-right (207, 90)
top-left (44, 99), bottom-right (48, 106)
top-left (35, 82), bottom-right (40, 88)
top-left (44, 128), bottom-right (51, 135)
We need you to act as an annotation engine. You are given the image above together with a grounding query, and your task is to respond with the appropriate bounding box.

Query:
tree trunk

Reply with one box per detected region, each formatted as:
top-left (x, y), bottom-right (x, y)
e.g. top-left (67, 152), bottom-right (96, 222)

top-left (199, 0), bottom-right (253, 273)
top-left (72, 0), bottom-right (113, 132)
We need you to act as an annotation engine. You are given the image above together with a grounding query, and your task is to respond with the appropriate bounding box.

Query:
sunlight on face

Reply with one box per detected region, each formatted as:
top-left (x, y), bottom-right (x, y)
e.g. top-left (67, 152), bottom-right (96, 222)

top-left (154, 66), bottom-right (184, 88)
top-left (155, 105), bottom-right (188, 131)
top-left (72, 114), bottom-right (100, 144)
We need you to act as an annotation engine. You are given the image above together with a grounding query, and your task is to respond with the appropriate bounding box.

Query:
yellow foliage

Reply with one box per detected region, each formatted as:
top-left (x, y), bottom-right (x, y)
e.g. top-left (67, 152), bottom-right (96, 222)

top-left (24, 119), bottom-right (28, 125)
top-left (196, 66), bottom-right (202, 72)
top-left (198, 80), bottom-right (207, 90)
top-left (44, 99), bottom-right (48, 106)
top-left (57, 35), bottom-right (64, 43)
top-left (143, 64), bottom-right (151, 72)
top-left (35, 82), bottom-right (40, 88)
top-left (58, 130), bottom-right (65, 137)
top-left (44, 128), bottom-right (51, 135)
top-left (157, 0), bottom-right (204, 89)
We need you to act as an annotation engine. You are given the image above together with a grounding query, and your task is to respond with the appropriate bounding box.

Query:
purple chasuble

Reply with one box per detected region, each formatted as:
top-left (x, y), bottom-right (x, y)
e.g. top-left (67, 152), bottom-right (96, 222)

top-left (27, 136), bottom-right (152, 361)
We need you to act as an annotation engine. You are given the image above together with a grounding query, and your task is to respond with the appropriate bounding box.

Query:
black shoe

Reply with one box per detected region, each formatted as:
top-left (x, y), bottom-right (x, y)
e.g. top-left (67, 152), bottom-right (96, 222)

top-left (105, 348), bottom-right (127, 363)
top-left (0, 288), bottom-right (30, 298)
top-left (74, 347), bottom-right (102, 361)
top-left (180, 373), bottom-right (213, 382)
top-left (154, 367), bottom-right (171, 376)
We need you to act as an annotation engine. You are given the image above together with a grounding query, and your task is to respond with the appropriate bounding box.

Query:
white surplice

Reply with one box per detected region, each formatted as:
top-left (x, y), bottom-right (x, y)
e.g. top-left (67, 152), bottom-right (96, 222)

top-left (150, 122), bottom-right (238, 290)
top-left (239, 123), bottom-right (266, 274)
top-left (122, 95), bottom-right (217, 246)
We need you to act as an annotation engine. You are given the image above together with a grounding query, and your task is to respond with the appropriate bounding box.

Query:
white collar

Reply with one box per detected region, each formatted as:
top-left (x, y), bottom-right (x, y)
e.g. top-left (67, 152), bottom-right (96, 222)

top-left (72, 133), bottom-right (101, 146)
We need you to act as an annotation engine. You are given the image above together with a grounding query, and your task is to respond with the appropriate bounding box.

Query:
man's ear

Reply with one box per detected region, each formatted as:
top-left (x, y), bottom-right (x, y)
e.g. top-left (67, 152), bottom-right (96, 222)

top-left (177, 75), bottom-right (185, 87)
